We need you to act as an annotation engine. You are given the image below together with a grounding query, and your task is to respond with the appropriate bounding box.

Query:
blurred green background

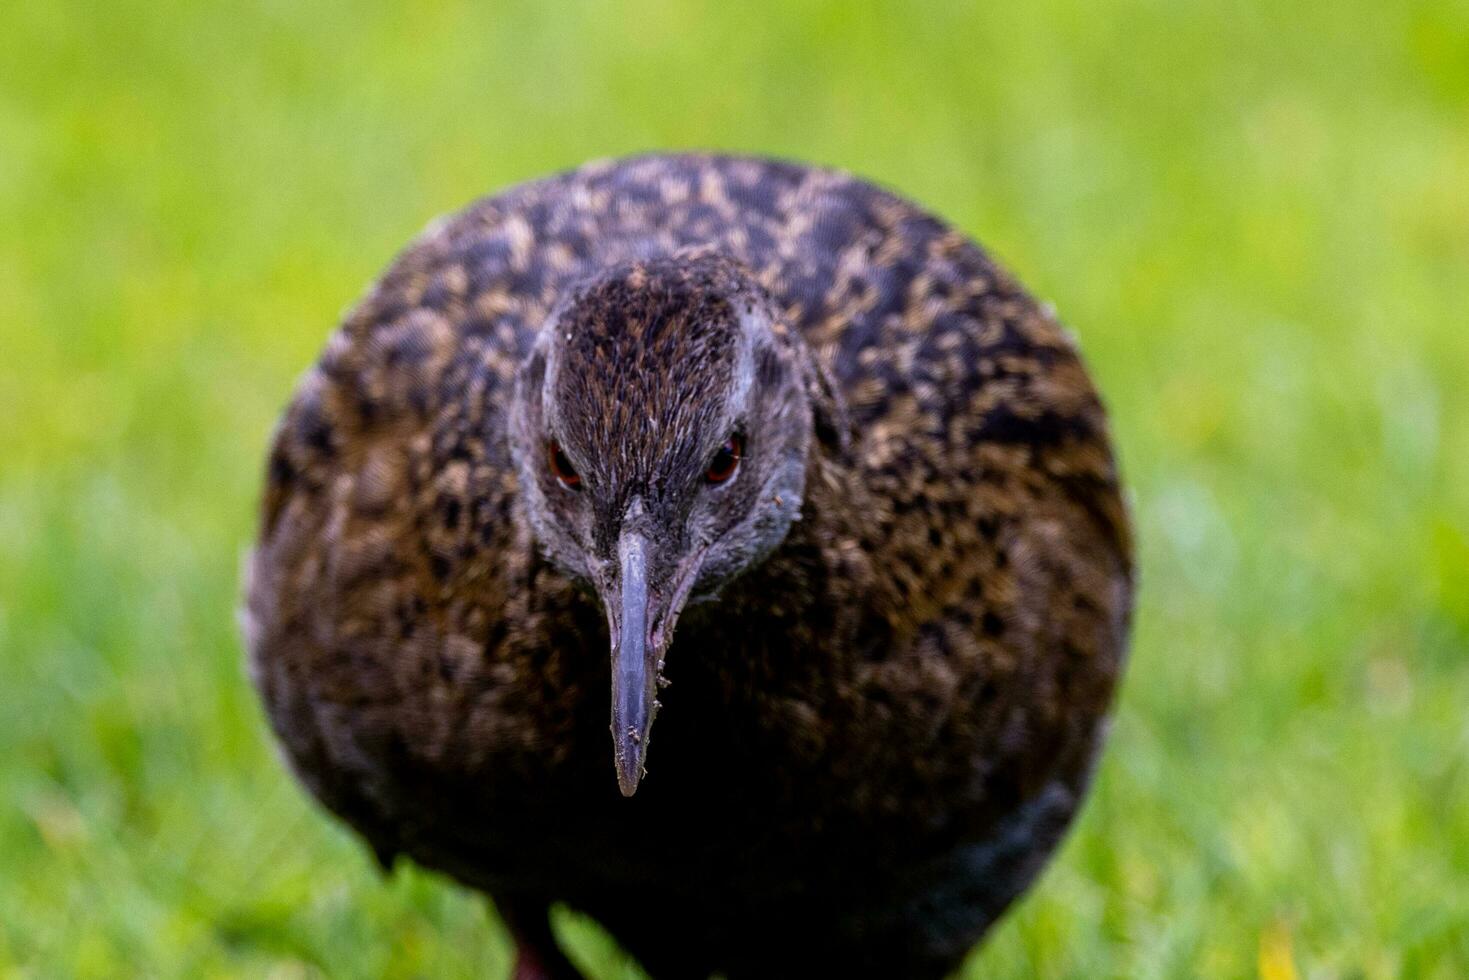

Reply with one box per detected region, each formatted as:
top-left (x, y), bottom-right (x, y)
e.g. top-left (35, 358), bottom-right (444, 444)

top-left (2, 0), bottom-right (1466, 976)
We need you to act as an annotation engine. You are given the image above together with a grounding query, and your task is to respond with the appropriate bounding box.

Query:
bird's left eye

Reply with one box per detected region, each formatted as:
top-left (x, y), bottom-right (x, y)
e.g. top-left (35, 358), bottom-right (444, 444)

top-left (704, 434), bottom-right (743, 485)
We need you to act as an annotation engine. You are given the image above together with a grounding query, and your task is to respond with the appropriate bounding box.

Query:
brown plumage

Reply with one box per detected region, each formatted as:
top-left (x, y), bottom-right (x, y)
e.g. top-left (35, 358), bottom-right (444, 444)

top-left (243, 153), bottom-right (1134, 979)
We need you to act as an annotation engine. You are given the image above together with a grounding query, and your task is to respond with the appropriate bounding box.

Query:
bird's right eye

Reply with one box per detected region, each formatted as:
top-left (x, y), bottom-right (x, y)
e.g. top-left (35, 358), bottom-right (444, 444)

top-left (547, 441), bottom-right (581, 490)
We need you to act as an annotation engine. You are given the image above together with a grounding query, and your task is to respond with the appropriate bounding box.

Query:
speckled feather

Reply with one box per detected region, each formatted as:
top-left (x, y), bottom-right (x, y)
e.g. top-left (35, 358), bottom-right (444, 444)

top-left (244, 154), bottom-right (1133, 979)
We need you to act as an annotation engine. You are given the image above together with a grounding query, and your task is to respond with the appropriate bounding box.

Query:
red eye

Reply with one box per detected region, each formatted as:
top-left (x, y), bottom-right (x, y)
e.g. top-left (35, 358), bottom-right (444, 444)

top-left (704, 434), bottom-right (743, 484)
top-left (547, 441), bottom-right (581, 490)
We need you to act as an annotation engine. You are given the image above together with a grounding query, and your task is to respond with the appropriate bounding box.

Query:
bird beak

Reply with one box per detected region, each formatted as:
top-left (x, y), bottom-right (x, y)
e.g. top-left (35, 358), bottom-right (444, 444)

top-left (609, 529), bottom-right (655, 796)
top-left (602, 527), bottom-right (700, 797)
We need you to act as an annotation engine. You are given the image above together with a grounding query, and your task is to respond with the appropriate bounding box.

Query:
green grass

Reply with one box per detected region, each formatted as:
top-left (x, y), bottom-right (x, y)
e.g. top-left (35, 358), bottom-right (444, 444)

top-left (2, 0), bottom-right (1466, 976)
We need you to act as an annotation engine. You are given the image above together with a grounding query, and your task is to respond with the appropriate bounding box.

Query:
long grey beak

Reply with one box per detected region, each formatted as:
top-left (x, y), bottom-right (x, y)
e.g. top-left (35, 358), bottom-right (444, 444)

top-left (610, 529), bottom-right (656, 797)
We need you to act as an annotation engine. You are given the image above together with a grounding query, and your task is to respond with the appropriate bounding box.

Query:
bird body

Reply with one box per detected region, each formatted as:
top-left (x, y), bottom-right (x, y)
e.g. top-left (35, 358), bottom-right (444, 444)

top-left (244, 154), bottom-right (1133, 978)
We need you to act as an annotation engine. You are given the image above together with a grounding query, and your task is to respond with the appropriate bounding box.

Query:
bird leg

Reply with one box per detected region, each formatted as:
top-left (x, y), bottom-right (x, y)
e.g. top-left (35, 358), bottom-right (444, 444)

top-left (493, 896), bottom-right (586, 980)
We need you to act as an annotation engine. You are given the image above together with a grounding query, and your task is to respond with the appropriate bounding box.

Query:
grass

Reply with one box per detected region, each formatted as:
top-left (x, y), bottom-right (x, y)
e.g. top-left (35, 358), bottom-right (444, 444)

top-left (1, 0), bottom-right (1466, 976)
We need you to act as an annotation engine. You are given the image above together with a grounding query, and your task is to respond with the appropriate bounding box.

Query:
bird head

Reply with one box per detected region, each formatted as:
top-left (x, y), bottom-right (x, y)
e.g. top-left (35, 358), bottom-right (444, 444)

top-left (509, 252), bottom-right (814, 796)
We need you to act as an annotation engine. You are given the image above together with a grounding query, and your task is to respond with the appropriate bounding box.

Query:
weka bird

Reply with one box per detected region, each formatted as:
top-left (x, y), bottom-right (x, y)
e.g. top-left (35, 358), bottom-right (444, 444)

top-left (244, 153), bottom-right (1133, 979)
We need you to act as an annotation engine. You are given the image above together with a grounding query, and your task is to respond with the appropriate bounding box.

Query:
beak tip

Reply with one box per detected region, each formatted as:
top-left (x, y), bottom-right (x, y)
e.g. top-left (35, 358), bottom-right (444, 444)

top-left (614, 751), bottom-right (645, 797)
